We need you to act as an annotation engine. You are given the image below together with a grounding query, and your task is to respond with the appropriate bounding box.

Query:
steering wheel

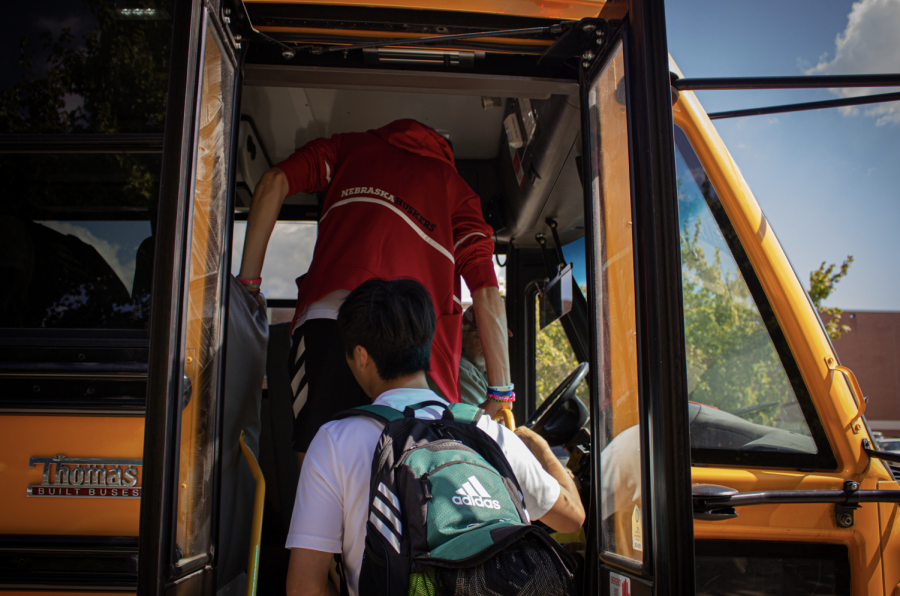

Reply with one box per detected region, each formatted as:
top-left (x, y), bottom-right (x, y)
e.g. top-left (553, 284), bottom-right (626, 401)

top-left (524, 362), bottom-right (589, 440)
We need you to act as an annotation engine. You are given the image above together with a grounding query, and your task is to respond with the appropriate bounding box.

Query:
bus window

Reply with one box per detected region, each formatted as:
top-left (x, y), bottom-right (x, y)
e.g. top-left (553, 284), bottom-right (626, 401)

top-left (674, 126), bottom-right (834, 469)
top-left (536, 261), bottom-right (589, 410)
top-left (0, 0), bottom-right (173, 333)
top-left (536, 315), bottom-right (589, 406)
top-left (231, 221), bottom-right (317, 300)
top-left (2, 154), bottom-right (160, 330)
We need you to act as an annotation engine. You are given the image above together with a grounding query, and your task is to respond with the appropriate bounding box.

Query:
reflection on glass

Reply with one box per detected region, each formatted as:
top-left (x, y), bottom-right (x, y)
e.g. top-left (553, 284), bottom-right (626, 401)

top-left (587, 40), bottom-right (642, 563)
top-left (231, 221), bottom-right (318, 299)
top-left (1, 153), bottom-right (160, 329)
top-left (674, 128), bottom-right (815, 449)
top-left (0, 0), bottom-right (173, 135)
top-left (174, 23), bottom-right (234, 565)
top-left (1, 0), bottom-right (172, 331)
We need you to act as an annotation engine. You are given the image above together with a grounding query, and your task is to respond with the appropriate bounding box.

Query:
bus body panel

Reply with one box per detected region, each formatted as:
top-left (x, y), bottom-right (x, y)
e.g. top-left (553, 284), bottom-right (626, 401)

top-left (0, 416), bottom-right (143, 536)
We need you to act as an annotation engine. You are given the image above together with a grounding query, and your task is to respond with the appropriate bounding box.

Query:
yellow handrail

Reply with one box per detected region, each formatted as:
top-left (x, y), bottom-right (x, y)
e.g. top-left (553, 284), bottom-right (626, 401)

top-left (239, 430), bottom-right (266, 596)
top-left (825, 357), bottom-right (866, 429)
top-left (492, 408), bottom-right (516, 431)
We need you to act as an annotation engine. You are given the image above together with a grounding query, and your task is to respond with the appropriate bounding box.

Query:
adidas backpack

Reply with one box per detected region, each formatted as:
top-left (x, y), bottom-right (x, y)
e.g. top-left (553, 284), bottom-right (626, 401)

top-left (335, 400), bottom-right (576, 596)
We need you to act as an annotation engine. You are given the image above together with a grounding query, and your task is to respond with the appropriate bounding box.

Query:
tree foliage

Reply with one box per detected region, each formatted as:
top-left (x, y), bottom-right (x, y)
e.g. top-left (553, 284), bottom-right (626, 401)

top-left (0, 0), bottom-right (172, 329)
top-left (535, 298), bottom-right (588, 408)
top-left (0, 0), bottom-right (172, 204)
top-left (680, 216), bottom-right (803, 429)
top-left (809, 256), bottom-right (854, 341)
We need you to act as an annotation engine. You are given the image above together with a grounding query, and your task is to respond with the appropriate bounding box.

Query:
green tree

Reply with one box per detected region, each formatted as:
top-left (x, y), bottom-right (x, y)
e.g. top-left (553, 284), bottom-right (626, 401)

top-left (809, 256), bottom-right (854, 341)
top-left (0, 0), bottom-right (172, 329)
top-left (535, 299), bottom-right (588, 407)
top-left (679, 216), bottom-right (800, 427)
top-left (0, 0), bottom-right (172, 204)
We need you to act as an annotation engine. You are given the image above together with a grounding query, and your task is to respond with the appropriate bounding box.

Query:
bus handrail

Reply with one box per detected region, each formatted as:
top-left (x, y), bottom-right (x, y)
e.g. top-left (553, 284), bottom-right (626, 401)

top-left (239, 430), bottom-right (266, 596)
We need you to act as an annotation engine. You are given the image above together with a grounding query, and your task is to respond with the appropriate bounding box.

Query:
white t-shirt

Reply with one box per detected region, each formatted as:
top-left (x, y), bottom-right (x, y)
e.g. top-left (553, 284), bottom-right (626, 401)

top-left (292, 289), bottom-right (350, 333)
top-left (286, 388), bottom-right (561, 596)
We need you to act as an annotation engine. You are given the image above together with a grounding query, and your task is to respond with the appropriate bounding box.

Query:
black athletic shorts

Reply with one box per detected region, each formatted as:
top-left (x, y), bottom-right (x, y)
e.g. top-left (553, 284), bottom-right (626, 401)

top-left (288, 318), bottom-right (368, 452)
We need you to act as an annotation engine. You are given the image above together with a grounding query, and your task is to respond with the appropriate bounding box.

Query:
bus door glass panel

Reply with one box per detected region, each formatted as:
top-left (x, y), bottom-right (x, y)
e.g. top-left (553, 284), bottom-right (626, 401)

top-left (673, 126), bottom-right (833, 469)
top-left (172, 15), bottom-right (236, 567)
top-left (586, 39), bottom-right (643, 563)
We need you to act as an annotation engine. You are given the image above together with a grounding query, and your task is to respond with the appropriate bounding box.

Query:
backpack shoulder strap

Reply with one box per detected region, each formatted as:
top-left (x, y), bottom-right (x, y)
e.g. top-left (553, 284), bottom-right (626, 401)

top-left (447, 403), bottom-right (484, 425)
top-left (334, 404), bottom-right (404, 423)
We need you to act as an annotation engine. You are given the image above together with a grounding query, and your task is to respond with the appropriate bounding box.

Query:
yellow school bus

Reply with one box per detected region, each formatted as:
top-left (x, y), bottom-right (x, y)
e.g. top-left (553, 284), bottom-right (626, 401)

top-left (2, 0), bottom-right (899, 594)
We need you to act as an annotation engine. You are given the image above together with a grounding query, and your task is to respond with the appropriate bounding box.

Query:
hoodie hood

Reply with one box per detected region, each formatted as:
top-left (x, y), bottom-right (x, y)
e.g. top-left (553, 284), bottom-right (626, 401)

top-left (369, 119), bottom-right (455, 168)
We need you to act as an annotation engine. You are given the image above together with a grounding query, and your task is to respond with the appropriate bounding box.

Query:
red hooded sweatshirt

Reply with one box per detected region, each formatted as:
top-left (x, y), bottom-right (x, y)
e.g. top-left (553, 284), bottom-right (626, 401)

top-left (275, 119), bottom-right (498, 402)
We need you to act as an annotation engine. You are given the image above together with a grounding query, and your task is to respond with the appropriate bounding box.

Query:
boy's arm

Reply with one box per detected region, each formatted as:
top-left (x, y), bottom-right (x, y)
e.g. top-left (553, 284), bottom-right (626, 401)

top-left (471, 286), bottom-right (511, 390)
top-left (286, 548), bottom-right (339, 596)
top-left (238, 136), bottom-right (340, 298)
top-left (238, 167), bottom-right (289, 285)
top-left (285, 430), bottom-right (344, 596)
top-left (514, 426), bottom-right (585, 534)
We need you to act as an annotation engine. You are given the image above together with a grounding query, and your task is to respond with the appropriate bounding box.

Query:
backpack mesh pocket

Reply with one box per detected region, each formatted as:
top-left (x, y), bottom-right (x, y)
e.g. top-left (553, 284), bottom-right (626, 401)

top-left (408, 535), bottom-right (576, 596)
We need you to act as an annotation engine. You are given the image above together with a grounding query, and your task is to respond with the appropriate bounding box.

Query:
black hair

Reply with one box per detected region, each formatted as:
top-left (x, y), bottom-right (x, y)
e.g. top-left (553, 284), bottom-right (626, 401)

top-left (338, 278), bottom-right (435, 381)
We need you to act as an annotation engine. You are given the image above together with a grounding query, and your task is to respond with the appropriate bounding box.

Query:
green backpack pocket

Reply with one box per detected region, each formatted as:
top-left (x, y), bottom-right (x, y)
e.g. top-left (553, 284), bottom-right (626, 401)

top-left (404, 444), bottom-right (526, 559)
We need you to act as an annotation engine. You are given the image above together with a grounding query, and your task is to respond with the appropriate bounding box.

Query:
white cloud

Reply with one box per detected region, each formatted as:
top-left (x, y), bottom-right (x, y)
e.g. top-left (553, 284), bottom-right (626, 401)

top-left (40, 221), bottom-right (135, 291)
top-left (232, 222), bottom-right (318, 299)
top-left (807, 0), bottom-right (900, 125)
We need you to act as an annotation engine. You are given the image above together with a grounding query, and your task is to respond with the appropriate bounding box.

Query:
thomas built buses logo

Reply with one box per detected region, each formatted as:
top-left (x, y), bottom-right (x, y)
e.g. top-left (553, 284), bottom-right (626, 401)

top-left (27, 455), bottom-right (142, 499)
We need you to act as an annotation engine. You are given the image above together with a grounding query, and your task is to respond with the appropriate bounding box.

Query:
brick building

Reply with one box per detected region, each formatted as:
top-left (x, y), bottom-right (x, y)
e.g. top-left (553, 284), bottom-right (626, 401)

top-left (829, 311), bottom-right (900, 437)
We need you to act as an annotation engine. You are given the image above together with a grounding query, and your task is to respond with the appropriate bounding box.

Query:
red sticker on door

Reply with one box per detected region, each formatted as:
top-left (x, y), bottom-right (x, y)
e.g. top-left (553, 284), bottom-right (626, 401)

top-left (610, 572), bottom-right (631, 596)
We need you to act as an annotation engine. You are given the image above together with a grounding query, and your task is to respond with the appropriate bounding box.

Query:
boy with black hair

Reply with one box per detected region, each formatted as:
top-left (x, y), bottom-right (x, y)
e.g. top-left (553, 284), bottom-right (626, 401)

top-left (286, 278), bottom-right (584, 596)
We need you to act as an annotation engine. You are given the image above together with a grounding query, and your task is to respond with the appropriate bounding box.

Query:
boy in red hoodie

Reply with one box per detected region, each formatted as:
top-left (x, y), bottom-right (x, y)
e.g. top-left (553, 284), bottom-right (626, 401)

top-left (237, 119), bottom-right (511, 457)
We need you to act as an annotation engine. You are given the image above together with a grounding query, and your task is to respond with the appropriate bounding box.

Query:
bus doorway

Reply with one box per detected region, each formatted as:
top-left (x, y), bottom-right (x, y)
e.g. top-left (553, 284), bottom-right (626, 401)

top-left (4, 0), bottom-right (900, 595)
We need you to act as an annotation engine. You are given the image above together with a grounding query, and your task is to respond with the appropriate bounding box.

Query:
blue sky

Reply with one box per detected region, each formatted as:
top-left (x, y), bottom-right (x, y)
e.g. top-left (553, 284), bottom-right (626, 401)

top-left (665, 0), bottom-right (900, 311)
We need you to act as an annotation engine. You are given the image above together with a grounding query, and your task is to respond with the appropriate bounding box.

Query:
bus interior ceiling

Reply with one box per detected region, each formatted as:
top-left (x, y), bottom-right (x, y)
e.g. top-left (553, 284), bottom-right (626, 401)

top-left (238, 76), bottom-right (586, 250)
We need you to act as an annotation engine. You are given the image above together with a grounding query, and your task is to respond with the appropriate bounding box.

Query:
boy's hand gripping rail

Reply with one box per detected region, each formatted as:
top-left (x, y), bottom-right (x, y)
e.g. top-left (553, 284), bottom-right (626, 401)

top-left (493, 408), bottom-right (516, 431)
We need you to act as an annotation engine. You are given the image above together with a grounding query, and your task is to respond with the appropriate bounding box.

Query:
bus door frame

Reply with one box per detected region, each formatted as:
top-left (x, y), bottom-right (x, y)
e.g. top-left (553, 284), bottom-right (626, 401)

top-left (138, 0), bottom-right (245, 593)
top-left (579, 0), bottom-right (696, 594)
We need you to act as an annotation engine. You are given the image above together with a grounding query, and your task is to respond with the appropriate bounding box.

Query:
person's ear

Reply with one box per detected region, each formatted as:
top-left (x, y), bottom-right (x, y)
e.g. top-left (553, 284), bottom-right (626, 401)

top-left (348, 345), bottom-right (370, 371)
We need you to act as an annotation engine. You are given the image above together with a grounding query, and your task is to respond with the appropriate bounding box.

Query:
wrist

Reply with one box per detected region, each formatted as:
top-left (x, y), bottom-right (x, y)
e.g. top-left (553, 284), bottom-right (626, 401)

top-left (237, 277), bottom-right (262, 296)
top-left (485, 384), bottom-right (514, 403)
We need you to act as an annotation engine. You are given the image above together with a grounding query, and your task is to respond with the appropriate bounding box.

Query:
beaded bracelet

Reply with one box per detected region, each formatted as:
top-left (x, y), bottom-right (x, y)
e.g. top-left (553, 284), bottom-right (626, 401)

top-left (236, 277), bottom-right (262, 296)
top-left (486, 383), bottom-right (515, 403)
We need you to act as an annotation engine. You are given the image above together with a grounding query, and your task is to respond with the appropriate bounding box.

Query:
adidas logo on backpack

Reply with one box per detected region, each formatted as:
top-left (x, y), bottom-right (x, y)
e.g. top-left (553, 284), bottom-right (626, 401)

top-left (336, 400), bottom-right (576, 596)
top-left (452, 476), bottom-right (501, 509)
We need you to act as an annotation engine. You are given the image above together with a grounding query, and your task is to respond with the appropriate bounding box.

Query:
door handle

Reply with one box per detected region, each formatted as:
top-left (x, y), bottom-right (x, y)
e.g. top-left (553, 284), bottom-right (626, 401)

top-left (825, 357), bottom-right (866, 431)
top-left (240, 430), bottom-right (266, 596)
